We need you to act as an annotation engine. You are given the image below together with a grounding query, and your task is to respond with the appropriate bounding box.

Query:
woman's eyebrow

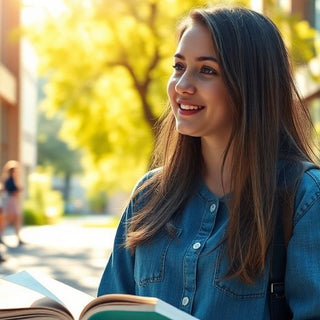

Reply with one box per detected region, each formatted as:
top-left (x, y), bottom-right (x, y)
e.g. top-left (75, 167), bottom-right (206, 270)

top-left (174, 53), bottom-right (218, 63)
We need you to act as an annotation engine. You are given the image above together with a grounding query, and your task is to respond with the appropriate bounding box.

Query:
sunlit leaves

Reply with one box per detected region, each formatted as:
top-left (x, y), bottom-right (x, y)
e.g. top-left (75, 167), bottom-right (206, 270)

top-left (25, 0), bottom-right (197, 194)
top-left (263, 4), bottom-right (317, 67)
top-left (25, 0), bottom-right (319, 195)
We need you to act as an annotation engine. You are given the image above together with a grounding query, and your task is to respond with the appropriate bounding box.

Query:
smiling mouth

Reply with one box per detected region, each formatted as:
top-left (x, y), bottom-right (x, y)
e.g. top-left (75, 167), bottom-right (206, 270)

top-left (179, 104), bottom-right (204, 111)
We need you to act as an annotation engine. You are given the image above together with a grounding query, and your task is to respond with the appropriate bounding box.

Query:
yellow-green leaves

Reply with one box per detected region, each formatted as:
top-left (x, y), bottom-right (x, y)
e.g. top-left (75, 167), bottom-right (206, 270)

top-left (25, 0), bottom-right (319, 194)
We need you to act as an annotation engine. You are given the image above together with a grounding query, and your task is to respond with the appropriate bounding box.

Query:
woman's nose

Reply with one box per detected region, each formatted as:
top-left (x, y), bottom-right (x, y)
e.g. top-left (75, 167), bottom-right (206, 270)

top-left (175, 72), bottom-right (196, 95)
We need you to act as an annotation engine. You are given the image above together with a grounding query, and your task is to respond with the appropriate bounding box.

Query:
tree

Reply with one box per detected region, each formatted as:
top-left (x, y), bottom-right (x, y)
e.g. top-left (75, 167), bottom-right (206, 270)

top-left (262, 0), bottom-right (318, 69)
top-left (25, 0), bottom-right (317, 193)
top-left (37, 108), bottom-right (83, 204)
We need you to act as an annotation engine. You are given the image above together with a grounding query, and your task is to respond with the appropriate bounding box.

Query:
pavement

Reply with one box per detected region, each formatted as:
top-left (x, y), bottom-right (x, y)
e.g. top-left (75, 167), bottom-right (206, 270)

top-left (0, 215), bottom-right (117, 297)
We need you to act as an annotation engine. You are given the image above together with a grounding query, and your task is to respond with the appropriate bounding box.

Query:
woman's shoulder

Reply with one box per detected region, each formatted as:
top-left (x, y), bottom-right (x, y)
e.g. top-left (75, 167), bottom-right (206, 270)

top-left (125, 168), bottom-right (162, 214)
top-left (294, 164), bottom-right (320, 223)
top-left (132, 167), bottom-right (162, 191)
top-left (298, 164), bottom-right (320, 193)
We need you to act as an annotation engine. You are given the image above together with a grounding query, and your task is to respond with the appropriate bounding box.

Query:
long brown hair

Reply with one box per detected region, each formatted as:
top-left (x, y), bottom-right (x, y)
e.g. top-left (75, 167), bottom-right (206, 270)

top-left (126, 7), bottom-right (317, 283)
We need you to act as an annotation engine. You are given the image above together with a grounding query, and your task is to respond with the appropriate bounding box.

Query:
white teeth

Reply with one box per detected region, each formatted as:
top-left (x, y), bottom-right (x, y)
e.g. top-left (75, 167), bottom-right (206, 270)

top-left (180, 104), bottom-right (203, 110)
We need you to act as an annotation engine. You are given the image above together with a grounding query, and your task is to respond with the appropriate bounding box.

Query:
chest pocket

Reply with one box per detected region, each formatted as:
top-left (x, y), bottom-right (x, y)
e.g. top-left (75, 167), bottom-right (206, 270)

top-left (134, 227), bottom-right (182, 287)
top-left (214, 243), bottom-right (267, 299)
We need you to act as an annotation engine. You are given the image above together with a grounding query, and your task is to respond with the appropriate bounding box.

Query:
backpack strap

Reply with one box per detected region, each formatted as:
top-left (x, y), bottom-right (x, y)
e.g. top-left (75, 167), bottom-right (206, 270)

top-left (269, 161), bottom-right (318, 320)
top-left (269, 199), bottom-right (292, 320)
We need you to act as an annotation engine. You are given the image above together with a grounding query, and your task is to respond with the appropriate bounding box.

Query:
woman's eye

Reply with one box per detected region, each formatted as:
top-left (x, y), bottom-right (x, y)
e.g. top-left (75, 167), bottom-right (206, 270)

top-left (172, 63), bottom-right (184, 71)
top-left (201, 66), bottom-right (217, 75)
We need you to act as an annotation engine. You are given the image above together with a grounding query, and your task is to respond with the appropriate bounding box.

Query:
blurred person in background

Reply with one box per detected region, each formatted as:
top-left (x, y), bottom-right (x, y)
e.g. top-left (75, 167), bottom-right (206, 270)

top-left (0, 183), bottom-right (6, 262)
top-left (1, 161), bottom-right (25, 247)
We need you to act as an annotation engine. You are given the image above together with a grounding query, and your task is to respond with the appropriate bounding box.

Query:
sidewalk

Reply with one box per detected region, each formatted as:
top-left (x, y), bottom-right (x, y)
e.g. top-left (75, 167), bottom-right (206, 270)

top-left (0, 215), bottom-right (117, 297)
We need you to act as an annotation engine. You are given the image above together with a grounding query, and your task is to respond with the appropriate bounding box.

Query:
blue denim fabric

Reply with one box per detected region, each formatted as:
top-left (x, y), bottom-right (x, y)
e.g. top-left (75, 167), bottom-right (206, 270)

top-left (98, 168), bottom-right (320, 320)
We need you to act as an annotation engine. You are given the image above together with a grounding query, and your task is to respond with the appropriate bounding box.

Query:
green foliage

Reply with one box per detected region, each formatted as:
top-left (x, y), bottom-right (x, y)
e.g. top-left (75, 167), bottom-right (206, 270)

top-left (37, 108), bottom-right (83, 176)
top-left (311, 37), bottom-right (320, 82)
top-left (262, 0), bottom-right (318, 79)
top-left (24, 0), bottom-right (319, 195)
top-left (23, 206), bottom-right (46, 225)
top-left (264, 4), bottom-right (317, 67)
top-left (87, 191), bottom-right (108, 214)
top-left (23, 168), bottom-right (64, 225)
top-left (25, 0), bottom-right (212, 193)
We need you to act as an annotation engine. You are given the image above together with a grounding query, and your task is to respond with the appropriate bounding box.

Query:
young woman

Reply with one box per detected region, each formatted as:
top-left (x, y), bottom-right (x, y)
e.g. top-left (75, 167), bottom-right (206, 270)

top-left (98, 6), bottom-right (320, 319)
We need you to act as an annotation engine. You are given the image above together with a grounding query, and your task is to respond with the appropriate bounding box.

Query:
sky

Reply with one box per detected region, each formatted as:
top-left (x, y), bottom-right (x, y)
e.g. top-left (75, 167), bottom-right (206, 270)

top-left (22, 0), bottom-right (66, 25)
top-left (20, 0), bottom-right (267, 25)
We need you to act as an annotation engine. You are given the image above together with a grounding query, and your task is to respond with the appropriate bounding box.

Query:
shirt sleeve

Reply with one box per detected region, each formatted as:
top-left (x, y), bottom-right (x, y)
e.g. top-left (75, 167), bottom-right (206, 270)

top-left (97, 199), bottom-right (136, 296)
top-left (97, 169), bottom-right (158, 297)
top-left (285, 169), bottom-right (320, 318)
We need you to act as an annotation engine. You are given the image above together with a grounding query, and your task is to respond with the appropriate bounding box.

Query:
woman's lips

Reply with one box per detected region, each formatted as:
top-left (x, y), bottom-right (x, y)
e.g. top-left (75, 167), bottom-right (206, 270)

top-left (179, 103), bottom-right (204, 115)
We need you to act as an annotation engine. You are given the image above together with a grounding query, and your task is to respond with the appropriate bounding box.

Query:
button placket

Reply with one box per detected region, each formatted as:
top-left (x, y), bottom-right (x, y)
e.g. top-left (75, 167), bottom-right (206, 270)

top-left (180, 198), bottom-right (219, 313)
top-left (193, 242), bottom-right (201, 250)
top-left (210, 203), bottom-right (217, 213)
top-left (182, 296), bottom-right (189, 306)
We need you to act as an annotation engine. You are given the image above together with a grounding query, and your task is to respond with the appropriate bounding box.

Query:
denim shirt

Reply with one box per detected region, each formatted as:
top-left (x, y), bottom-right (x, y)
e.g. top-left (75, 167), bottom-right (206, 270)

top-left (98, 167), bottom-right (320, 319)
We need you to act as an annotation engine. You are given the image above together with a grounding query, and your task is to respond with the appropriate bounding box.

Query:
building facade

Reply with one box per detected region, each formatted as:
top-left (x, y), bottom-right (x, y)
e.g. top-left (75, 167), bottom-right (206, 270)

top-left (0, 0), bottom-right (37, 193)
top-left (0, 0), bottom-right (20, 168)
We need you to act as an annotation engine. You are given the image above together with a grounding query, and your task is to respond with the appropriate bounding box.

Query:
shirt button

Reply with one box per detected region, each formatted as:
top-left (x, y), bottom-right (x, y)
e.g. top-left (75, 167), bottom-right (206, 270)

top-left (210, 203), bottom-right (217, 212)
top-left (193, 242), bottom-right (201, 250)
top-left (182, 296), bottom-right (189, 306)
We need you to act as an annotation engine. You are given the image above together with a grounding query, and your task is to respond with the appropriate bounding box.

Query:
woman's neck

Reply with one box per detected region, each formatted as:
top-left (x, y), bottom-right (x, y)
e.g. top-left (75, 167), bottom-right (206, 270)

top-left (201, 137), bottom-right (232, 197)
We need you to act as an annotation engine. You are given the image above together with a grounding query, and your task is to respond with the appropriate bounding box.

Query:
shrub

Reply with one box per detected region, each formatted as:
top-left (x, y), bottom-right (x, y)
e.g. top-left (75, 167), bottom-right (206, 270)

top-left (23, 168), bottom-right (64, 225)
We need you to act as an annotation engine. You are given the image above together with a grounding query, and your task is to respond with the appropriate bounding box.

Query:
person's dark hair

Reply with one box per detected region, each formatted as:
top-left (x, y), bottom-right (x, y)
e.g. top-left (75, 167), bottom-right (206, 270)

top-left (126, 6), bottom-right (317, 283)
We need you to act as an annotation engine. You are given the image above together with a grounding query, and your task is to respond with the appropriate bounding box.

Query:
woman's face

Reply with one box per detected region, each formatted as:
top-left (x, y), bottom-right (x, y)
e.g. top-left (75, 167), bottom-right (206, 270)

top-left (167, 23), bottom-right (233, 143)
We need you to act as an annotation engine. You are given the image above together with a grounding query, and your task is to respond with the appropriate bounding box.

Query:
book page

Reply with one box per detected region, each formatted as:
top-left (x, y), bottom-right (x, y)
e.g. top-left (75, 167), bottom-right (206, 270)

top-left (2, 272), bottom-right (199, 320)
top-left (3, 271), bottom-right (93, 319)
top-left (0, 279), bottom-right (45, 309)
top-left (4, 271), bottom-right (65, 304)
top-left (0, 280), bottom-right (72, 319)
top-left (82, 293), bottom-right (158, 312)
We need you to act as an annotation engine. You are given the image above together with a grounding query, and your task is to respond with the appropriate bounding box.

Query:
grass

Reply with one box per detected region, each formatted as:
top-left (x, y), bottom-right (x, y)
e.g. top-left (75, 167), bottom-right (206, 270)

top-left (61, 213), bottom-right (120, 228)
top-left (81, 216), bottom-right (120, 228)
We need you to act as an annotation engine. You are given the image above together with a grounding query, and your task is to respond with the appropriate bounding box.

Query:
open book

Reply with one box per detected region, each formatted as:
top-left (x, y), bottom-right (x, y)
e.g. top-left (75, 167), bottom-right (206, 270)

top-left (0, 271), bottom-right (199, 320)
